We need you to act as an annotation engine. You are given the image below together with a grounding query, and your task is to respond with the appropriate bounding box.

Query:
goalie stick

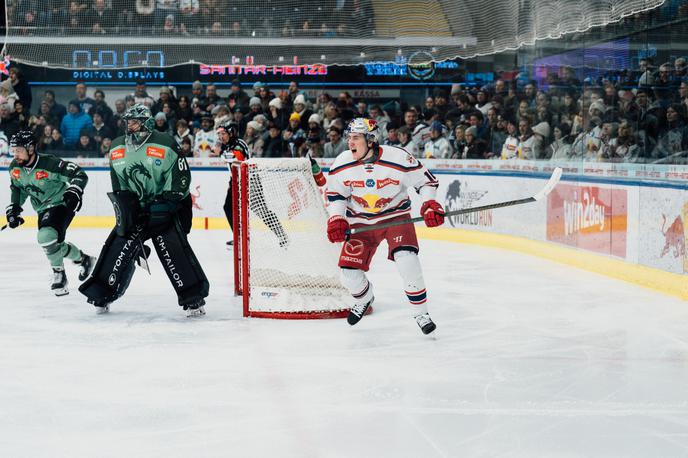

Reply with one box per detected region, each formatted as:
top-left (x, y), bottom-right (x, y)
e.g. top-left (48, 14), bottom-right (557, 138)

top-left (347, 167), bottom-right (562, 236)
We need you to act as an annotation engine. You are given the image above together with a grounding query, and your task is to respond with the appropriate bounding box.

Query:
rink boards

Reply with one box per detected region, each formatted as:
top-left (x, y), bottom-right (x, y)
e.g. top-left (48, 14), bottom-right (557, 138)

top-left (1, 157), bottom-right (686, 299)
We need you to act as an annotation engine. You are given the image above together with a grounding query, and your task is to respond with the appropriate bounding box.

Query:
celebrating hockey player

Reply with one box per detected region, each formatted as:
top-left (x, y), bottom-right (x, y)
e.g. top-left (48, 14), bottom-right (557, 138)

top-left (79, 104), bottom-right (209, 316)
top-left (325, 118), bottom-right (444, 334)
top-left (5, 130), bottom-right (95, 296)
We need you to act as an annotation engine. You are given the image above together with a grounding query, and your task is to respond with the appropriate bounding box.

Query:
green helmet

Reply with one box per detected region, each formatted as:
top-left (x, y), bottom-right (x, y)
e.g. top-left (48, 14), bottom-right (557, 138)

top-left (122, 104), bottom-right (154, 146)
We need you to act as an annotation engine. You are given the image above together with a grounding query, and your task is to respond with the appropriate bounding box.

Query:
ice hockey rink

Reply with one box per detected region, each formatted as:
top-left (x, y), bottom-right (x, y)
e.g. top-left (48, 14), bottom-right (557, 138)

top-left (1, 227), bottom-right (687, 458)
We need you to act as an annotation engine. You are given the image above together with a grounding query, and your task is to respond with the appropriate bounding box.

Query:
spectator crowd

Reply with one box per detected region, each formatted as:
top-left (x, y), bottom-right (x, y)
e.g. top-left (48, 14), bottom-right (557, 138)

top-left (8, 0), bottom-right (374, 38)
top-left (3, 57), bottom-right (688, 164)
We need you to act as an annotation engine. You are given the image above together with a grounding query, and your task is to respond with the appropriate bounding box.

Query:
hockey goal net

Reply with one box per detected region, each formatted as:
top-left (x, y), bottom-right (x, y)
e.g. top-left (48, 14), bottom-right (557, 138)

top-left (231, 158), bottom-right (353, 319)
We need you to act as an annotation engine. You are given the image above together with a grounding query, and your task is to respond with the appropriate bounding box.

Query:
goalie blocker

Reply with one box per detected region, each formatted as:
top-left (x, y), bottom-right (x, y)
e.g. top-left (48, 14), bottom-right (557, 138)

top-left (79, 191), bottom-right (209, 312)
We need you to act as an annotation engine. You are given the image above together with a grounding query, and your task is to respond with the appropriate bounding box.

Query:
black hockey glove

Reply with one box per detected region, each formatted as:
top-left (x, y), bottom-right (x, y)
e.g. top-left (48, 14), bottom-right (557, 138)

top-left (147, 198), bottom-right (178, 230)
top-left (5, 204), bottom-right (24, 229)
top-left (63, 186), bottom-right (83, 212)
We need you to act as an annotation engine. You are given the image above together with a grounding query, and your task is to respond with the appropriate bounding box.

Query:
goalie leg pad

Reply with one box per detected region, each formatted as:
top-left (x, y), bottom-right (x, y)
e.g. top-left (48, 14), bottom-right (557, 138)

top-left (78, 227), bottom-right (144, 306)
top-left (151, 218), bottom-right (209, 308)
top-left (340, 267), bottom-right (374, 305)
top-left (393, 250), bottom-right (428, 317)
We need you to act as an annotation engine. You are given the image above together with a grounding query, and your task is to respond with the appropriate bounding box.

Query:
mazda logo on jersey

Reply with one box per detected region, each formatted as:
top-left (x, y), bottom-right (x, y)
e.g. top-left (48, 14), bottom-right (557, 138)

top-left (344, 239), bottom-right (365, 256)
top-left (365, 179), bottom-right (375, 187)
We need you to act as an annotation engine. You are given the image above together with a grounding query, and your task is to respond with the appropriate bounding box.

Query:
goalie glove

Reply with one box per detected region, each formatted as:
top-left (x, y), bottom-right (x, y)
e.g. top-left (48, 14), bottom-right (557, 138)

top-left (62, 185), bottom-right (83, 212)
top-left (420, 200), bottom-right (445, 228)
top-left (327, 215), bottom-right (349, 243)
top-left (5, 204), bottom-right (24, 228)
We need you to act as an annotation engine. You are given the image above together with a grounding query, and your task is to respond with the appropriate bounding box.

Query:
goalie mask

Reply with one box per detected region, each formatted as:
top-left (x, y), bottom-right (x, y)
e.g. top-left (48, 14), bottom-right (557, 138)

top-left (122, 104), bottom-right (154, 147)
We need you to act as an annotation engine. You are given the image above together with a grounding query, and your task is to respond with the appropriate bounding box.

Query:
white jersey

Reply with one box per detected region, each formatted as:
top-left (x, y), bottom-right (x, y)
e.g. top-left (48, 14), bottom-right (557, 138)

top-left (326, 144), bottom-right (439, 226)
top-left (193, 129), bottom-right (218, 158)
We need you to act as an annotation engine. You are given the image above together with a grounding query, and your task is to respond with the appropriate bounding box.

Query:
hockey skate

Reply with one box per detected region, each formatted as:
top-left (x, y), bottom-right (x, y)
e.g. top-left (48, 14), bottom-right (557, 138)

top-left (415, 313), bottom-right (436, 335)
top-left (184, 298), bottom-right (206, 318)
top-left (51, 267), bottom-right (69, 296)
top-left (75, 254), bottom-right (96, 281)
top-left (347, 296), bottom-right (374, 325)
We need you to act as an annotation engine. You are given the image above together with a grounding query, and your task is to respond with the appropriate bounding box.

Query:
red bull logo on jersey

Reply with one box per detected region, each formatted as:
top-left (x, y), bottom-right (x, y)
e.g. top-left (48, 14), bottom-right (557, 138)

top-left (110, 148), bottom-right (125, 160)
top-left (352, 194), bottom-right (394, 213)
top-left (11, 168), bottom-right (20, 179)
top-left (35, 171), bottom-right (48, 180)
top-left (660, 213), bottom-right (685, 259)
top-left (376, 178), bottom-right (399, 189)
top-left (146, 146), bottom-right (165, 159)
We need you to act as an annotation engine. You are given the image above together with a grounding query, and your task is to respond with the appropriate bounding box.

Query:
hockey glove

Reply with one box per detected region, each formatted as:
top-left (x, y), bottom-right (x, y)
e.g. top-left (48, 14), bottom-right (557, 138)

top-left (148, 198), bottom-right (178, 230)
top-left (5, 204), bottom-right (24, 229)
top-left (327, 215), bottom-right (349, 243)
top-left (420, 200), bottom-right (445, 228)
top-left (62, 186), bottom-right (83, 212)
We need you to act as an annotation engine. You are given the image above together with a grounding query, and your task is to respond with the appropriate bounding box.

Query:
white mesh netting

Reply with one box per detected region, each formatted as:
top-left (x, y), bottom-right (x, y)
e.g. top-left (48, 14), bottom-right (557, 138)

top-left (3, 0), bottom-right (663, 68)
top-left (239, 158), bottom-right (351, 315)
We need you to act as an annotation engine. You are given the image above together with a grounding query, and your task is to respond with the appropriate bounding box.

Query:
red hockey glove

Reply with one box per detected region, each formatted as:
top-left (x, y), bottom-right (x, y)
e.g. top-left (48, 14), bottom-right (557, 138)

top-left (327, 215), bottom-right (349, 243)
top-left (420, 200), bottom-right (445, 228)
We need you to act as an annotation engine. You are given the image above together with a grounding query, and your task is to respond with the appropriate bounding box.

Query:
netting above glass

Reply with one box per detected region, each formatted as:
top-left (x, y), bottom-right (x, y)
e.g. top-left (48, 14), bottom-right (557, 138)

top-left (4, 0), bottom-right (663, 68)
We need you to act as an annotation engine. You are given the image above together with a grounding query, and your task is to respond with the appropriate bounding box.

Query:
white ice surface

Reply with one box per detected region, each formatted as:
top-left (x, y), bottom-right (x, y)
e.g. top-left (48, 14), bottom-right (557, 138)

top-left (1, 228), bottom-right (688, 458)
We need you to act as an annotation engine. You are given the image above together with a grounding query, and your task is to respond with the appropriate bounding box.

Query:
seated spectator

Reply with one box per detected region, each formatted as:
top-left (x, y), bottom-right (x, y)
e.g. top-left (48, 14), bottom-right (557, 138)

top-left (60, 100), bottom-right (93, 149)
top-left (246, 97), bottom-right (264, 122)
top-left (608, 120), bottom-right (642, 162)
top-left (153, 112), bottom-right (172, 135)
top-left (398, 125), bottom-right (419, 157)
top-left (100, 137), bottom-right (113, 157)
top-left (88, 112), bottom-right (114, 148)
top-left (501, 118), bottom-right (520, 160)
top-left (193, 115), bottom-right (216, 157)
top-left (423, 121), bottom-right (453, 159)
top-left (263, 124), bottom-right (288, 157)
top-left (531, 122), bottom-right (550, 159)
top-left (244, 120), bottom-right (265, 157)
top-left (0, 103), bottom-right (19, 139)
top-left (178, 136), bottom-right (193, 157)
top-left (283, 112), bottom-right (305, 145)
top-left (44, 128), bottom-right (65, 152)
top-left (38, 124), bottom-right (55, 152)
top-left (75, 131), bottom-right (97, 157)
top-left (10, 100), bottom-right (29, 129)
top-left (132, 80), bottom-right (155, 108)
top-left (229, 79), bottom-right (250, 111)
top-left (450, 125), bottom-right (467, 158)
top-left (267, 97), bottom-right (288, 130)
top-left (176, 95), bottom-right (193, 124)
top-left (653, 103), bottom-right (688, 160)
top-left (292, 94), bottom-right (313, 131)
top-left (0, 79), bottom-right (18, 112)
top-left (174, 119), bottom-right (194, 147)
top-left (463, 126), bottom-right (488, 159)
top-left (548, 123), bottom-right (574, 161)
top-left (324, 126), bottom-right (347, 157)
top-left (384, 122), bottom-right (400, 147)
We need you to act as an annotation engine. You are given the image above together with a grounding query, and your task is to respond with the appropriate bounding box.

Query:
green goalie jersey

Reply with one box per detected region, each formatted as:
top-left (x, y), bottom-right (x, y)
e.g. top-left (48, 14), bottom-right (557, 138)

top-left (9, 154), bottom-right (88, 213)
top-left (108, 131), bottom-right (191, 207)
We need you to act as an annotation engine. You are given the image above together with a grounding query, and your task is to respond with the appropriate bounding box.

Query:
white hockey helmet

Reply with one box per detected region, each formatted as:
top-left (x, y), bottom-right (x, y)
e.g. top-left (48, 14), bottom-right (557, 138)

top-left (345, 117), bottom-right (381, 144)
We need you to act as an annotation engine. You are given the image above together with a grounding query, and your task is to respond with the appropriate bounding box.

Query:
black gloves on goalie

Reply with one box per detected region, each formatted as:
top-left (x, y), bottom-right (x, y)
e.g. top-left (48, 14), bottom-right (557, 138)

top-left (5, 204), bottom-right (25, 228)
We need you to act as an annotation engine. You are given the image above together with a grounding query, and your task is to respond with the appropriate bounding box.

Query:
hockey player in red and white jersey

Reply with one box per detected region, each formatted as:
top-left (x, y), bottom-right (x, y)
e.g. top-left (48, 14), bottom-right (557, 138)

top-left (325, 118), bottom-right (444, 334)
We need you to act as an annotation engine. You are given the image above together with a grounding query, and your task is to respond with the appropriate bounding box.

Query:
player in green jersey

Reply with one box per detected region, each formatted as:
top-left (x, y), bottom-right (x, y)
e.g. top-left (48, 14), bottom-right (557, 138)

top-left (5, 130), bottom-right (96, 296)
top-left (79, 104), bottom-right (209, 316)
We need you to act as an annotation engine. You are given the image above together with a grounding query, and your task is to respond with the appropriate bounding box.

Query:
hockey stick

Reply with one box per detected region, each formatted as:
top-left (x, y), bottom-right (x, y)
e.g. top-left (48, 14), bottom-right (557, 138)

top-left (347, 167), bottom-right (563, 236)
top-left (0, 224), bottom-right (7, 231)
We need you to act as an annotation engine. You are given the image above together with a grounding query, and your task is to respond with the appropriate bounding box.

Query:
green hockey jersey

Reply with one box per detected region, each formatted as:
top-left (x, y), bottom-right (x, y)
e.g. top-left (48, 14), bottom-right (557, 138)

top-left (108, 131), bottom-right (190, 207)
top-left (9, 154), bottom-right (89, 213)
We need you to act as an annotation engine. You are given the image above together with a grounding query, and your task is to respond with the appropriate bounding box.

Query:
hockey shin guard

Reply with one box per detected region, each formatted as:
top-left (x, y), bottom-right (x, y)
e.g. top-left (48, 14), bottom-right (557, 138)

top-left (393, 250), bottom-right (428, 317)
top-left (340, 267), bottom-right (374, 305)
top-left (151, 219), bottom-right (209, 308)
top-left (37, 227), bottom-right (67, 268)
top-left (78, 227), bottom-right (144, 306)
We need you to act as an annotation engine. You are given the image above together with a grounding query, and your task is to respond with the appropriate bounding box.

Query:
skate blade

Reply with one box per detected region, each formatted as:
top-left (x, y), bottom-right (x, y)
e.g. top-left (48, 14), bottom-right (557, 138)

top-left (53, 288), bottom-right (69, 297)
top-left (95, 304), bottom-right (110, 315)
top-left (186, 306), bottom-right (206, 318)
